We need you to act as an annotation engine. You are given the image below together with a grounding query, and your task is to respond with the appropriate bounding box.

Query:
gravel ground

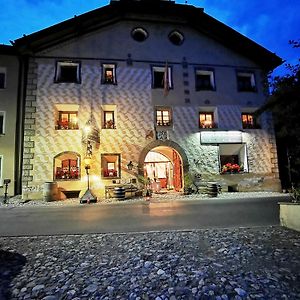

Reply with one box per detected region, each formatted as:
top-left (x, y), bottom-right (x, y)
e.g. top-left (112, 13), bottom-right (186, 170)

top-left (0, 192), bottom-right (289, 208)
top-left (1, 226), bottom-right (299, 300)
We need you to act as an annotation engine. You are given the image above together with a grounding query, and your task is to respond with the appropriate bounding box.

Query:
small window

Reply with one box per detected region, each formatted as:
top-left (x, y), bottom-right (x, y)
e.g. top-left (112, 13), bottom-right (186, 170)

top-left (168, 30), bottom-right (184, 46)
top-left (156, 108), bottom-right (171, 126)
top-left (54, 152), bottom-right (80, 180)
top-left (0, 112), bottom-right (5, 134)
top-left (0, 68), bottom-right (6, 89)
top-left (102, 64), bottom-right (117, 84)
top-left (55, 61), bottom-right (81, 83)
top-left (219, 144), bottom-right (248, 174)
top-left (237, 71), bottom-right (256, 92)
top-left (242, 113), bottom-right (260, 129)
top-left (199, 112), bottom-right (216, 129)
top-left (56, 111), bottom-right (78, 130)
top-left (195, 69), bottom-right (215, 91)
top-left (131, 27), bottom-right (148, 42)
top-left (103, 111), bottom-right (116, 129)
top-left (102, 154), bottom-right (121, 179)
top-left (152, 66), bottom-right (172, 89)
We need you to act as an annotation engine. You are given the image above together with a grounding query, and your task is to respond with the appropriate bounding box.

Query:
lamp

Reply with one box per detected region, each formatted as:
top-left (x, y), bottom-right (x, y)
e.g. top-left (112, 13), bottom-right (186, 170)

top-left (127, 161), bottom-right (134, 170)
top-left (80, 148), bottom-right (97, 204)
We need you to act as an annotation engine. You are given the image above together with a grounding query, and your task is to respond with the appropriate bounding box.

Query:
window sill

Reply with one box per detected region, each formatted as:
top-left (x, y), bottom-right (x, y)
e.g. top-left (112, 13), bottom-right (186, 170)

top-left (55, 178), bottom-right (81, 181)
top-left (55, 128), bottom-right (79, 131)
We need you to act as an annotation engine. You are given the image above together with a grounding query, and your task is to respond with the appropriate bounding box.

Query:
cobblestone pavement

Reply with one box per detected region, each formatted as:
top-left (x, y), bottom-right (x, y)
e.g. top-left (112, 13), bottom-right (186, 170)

top-left (0, 226), bottom-right (299, 300)
top-left (0, 192), bottom-right (289, 208)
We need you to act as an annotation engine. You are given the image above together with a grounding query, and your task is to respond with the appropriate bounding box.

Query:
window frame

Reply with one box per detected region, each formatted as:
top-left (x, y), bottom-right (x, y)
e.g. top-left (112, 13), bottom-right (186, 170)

top-left (56, 111), bottom-right (79, 130)
top-left (0, 111), bottom-right (5, 135)
top-left (0, 155), bottom-right (3, 187)
top-left (199, 111), bottom-right (217, 129)
top-left (219, 143), bottom-right (249, 174)
top-left (103, 111), bottom-right (116, 129)
top-left (53, 152), bottom-right (81, 181)
top-left (0, 67), bottom-right (6, 89)
top-left (155, 107), bottom-right (172, 127)
top-left (101, 63), bottom-right (117, 85)
top-left (195, 68), bottom-right (216, 91)
top-left (54, 61), bottom-right (81, 84)
top-left (236, 70), bottom-right (256, 92)
top-left (241, 113), bottom-right (260, 129)
top-left (151, 65), bottom-right (173, 89)
top-left (101, 153), bottom-right (121, 179)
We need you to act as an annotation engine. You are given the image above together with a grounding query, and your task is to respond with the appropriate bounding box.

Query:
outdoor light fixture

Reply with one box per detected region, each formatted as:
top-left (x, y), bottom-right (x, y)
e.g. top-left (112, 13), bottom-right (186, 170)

top-left (127, 161), bottom-right (134, 170)
top-left (80, 142), bottom-right (97, 204)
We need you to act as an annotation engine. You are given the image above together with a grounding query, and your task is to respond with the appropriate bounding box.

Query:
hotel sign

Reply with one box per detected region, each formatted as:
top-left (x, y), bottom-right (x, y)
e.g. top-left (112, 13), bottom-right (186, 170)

top-left (200, 131), bottom-right (242, 144)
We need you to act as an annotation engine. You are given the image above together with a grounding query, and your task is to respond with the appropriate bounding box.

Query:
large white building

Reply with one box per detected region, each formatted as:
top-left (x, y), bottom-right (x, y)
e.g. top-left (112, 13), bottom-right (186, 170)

top-left (10, 0), bottom-right (282, 199)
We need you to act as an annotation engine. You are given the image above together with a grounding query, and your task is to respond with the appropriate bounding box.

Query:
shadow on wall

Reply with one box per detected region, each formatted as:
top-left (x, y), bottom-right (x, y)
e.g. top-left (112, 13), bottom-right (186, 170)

top-left (0, 250), bottom-right (27, 299)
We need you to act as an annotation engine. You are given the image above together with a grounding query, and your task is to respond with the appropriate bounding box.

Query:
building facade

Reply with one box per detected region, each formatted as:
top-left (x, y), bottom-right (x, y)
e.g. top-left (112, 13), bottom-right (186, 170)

top-left (0, 45), bottom-right (23, 196)
top-left (12, 0), bottom-right (282, 199)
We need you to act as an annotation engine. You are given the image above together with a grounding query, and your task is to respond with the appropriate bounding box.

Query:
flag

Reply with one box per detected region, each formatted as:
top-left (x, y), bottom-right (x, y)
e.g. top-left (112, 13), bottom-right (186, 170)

top-left (163, 61), bottom-right (170, 96)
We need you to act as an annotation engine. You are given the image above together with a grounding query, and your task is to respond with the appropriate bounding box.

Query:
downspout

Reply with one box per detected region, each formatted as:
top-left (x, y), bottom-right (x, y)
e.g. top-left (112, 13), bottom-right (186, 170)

top-left (14, 55), bottom-right (29, 195)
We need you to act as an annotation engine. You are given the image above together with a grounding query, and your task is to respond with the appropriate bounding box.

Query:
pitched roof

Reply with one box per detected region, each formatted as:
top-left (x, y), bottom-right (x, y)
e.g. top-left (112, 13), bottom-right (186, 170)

top-left (13, 1), bottom-right (282, 70)
top-left (0, 44), bottom-right (18, 55)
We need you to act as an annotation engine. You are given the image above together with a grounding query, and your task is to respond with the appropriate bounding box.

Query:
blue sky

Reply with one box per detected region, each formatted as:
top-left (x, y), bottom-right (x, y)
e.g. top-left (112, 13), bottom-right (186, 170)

top-left (0, 0), bottom-right (299, 76)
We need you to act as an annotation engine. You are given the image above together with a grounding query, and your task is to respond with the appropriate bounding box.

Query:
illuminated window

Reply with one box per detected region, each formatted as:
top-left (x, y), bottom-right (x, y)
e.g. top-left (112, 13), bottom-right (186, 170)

top-left (237, 71), bottom-right (256, 92)
top-left (199, 112), bottom-right (216, 129)
top-left (156, 108), bottom-right (171, 126)
top-left (219, 144), bottom-right (248, 174)
top-left (195, 69), bottom-right (215, 91)
top-left (0, 67), bottom-right (6, 89)
top-left (152, 66), bottom-right (172, 89)
top-left (102, 154), bottom-right (121, 178)
top-left (102, 64), bottom-right (117, 84)
top-left (242, 113), bottom-right (260, 129)
top-left (55, 61), bottom-right (81, 83)
top-left (103, 111), bottom-right (116, 129)
top-left (54, 152), bottom-right (80, 180)
top-left (0, 155), bottom-right (3, 186)
top-left (0, 111), bottom-right (5, 134)
top-left (56, 111), bottom-right (78, 130)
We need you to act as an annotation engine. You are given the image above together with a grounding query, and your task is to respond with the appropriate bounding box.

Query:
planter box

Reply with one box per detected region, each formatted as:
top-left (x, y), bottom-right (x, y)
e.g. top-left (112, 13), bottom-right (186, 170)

top-left (279, 202), bottom-right (300, 232)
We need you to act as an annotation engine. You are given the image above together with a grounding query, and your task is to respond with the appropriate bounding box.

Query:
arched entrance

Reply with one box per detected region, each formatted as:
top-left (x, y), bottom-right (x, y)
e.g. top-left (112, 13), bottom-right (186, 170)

top-left (139, 141), bottom-right (189, 193)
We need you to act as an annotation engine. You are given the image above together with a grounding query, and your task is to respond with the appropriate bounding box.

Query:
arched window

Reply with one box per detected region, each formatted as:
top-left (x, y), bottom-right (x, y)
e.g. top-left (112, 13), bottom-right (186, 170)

top-left (54, 152), bottom-right (80, 180)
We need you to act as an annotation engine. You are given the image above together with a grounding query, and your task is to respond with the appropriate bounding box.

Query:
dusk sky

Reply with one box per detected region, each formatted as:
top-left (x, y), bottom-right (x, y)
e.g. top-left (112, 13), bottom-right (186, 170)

top-left (0, 0), bottom-right (299, 76)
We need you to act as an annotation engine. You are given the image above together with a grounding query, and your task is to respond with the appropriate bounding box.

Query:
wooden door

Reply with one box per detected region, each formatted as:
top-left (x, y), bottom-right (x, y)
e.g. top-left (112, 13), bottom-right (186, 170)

top-left (173, 150), bottom-right (182, 191)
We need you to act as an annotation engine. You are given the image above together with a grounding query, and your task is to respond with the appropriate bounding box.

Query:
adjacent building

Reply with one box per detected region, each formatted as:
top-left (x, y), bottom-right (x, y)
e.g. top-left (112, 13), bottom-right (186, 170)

top-left (8, 0), bottom-right (282, 199)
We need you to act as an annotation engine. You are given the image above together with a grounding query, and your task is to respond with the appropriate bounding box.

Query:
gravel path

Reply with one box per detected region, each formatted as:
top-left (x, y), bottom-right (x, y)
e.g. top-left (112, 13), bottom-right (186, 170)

top-left (0, 192), bottom-right (288, 208)
top-left (1, 226), bottom-right (299, 300)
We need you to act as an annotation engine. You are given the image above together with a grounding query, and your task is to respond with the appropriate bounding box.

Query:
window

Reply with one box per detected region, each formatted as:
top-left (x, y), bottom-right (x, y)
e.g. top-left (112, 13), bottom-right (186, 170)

top-left (103, 111), bottom-right (116, 129)
top-left (195, 69), bottom-right (215, 91)
top-left (237, 71), bottom-right (256, 92)
top-left (152, 66), bottom-right (172, 89)
top-left (55, 61), bottom-right (81, 83)
top-left (156, 108), bottom-right (171, 126)
top-left (242, 113), bottom-right (260, 129)
top-left (54, 152), bottom-right (80, 180)
top-left (199, 112), bottom-right (216, 129)
top-left (0, 67), bottom-right (6, 89)
top-left (0, 111), bottom-right (5, 134)
top-left (102, 64), bottom-right (117, 84)
top-left (168, 30), bottom-right (184, 46)
top-left (219, 144), bottom-right (248, 174)
top-left (131, 27), bottom-right (148, 42)
top-left (0, 155), bottom-right (2, 186)
top-left (56, 111), bottom-right (78, 130)
top-left (102, 154), bottom-right (121, 178)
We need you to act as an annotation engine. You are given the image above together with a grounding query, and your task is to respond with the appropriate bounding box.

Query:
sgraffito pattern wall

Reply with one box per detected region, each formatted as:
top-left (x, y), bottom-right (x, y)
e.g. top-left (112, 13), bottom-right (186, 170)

top-left (24, 58), bottom-right (281, 198)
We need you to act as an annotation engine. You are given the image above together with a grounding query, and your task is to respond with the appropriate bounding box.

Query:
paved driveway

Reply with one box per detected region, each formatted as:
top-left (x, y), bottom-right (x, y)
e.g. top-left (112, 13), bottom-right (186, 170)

top-left (0, 196), bottom-right (289, 236)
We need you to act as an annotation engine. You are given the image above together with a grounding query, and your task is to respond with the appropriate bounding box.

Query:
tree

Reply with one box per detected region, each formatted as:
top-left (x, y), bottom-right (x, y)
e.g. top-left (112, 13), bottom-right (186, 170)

top-left (257, 40), bottom-right (300, 188)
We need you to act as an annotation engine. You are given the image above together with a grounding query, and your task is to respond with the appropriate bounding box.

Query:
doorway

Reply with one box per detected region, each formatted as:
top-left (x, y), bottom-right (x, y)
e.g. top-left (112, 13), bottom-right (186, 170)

top-left (144, 146), bottom-right (183, 192)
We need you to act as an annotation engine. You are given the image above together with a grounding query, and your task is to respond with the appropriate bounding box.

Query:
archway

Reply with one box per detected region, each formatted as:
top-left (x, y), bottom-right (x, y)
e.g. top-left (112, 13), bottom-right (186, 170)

top-left (139, 141), bottom-right (189, 192)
